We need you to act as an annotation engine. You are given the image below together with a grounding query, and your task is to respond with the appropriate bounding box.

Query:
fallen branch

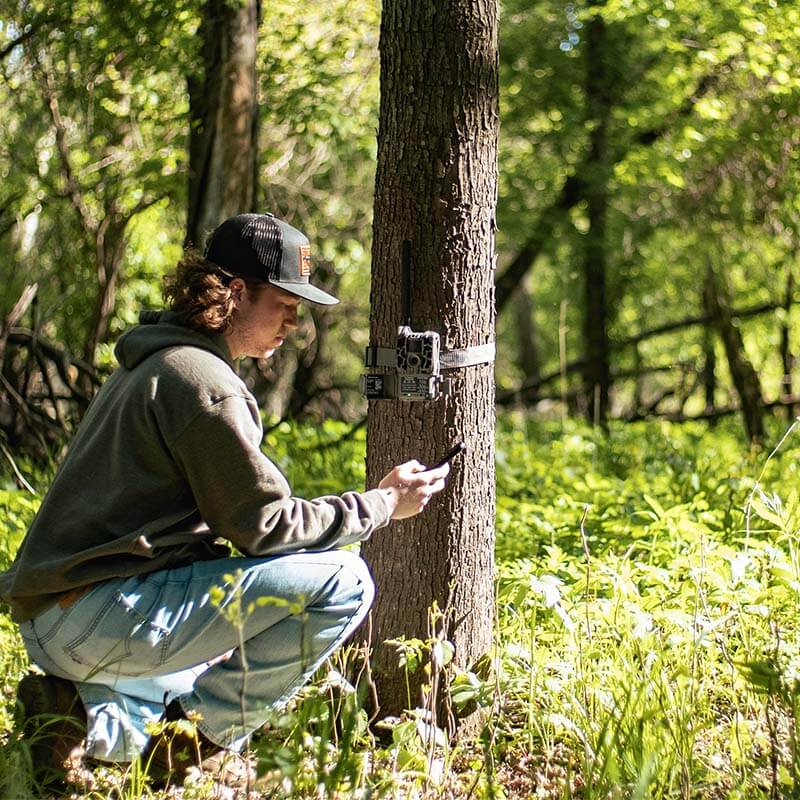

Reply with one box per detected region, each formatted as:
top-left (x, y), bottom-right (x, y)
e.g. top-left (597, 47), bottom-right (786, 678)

top-left (0, 441), bottom-right (36, 494)
top-left (0, 284), bottom-right (38, 364)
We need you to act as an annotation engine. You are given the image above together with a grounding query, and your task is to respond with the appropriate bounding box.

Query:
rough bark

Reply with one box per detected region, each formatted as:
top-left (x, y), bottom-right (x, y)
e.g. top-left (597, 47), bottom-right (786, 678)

top-left (361, 0), bottom-right (498, 727)
top-left (581, 4), bottom-right (612, 425)
top-left (186, 0), bottom-right (260, 250)
top-left (703, 263), bottom-right (765, 443)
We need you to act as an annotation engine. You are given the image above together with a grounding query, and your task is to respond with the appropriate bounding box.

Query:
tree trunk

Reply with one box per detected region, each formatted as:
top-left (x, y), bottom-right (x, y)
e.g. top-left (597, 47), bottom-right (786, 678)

top-left (701, 286), bottom-right (717, 420)
top-left (287, 266), bottom-right (341, 418)
top-left (581, 4), bottom-right (612, 426)
top-left (82, 215), bottom-right (127, 365)
top-left (186, 0), bottom-right (260, 250)
top-left (703, 262), bottom-right (765, 443)
top-left (780, 267), bottom-right (795, 419)
top-left (512, 271), bottom-right (541, 406)
top-left (361, 0), bottom-right (498, 727)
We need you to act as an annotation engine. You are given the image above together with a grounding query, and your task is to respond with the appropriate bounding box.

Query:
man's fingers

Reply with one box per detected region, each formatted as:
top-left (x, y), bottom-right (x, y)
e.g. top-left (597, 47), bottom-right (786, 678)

top-left (403, 463), bottom-right (450, 483)
top-left (423, 463), bottom-right (451, 481)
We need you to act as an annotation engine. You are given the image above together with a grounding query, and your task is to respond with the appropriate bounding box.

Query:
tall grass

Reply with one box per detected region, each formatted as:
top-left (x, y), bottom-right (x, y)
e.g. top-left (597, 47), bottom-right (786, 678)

top-left (2, 417), bottom-right (800, 797)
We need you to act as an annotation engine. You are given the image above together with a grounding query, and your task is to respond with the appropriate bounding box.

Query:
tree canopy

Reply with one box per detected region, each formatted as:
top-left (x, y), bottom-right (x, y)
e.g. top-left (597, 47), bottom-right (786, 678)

top-left (1, 0), bottom-right (799, 443)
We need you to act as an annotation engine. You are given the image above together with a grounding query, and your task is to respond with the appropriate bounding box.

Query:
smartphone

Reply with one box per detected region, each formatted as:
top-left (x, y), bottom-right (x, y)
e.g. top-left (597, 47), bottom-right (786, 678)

top-left (429, 441), bottom-right (466, 470)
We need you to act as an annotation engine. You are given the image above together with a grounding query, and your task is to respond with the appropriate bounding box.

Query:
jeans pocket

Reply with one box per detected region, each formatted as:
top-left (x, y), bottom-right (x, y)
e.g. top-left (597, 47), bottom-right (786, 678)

top-left (62, 578), bottom-right (172, 678)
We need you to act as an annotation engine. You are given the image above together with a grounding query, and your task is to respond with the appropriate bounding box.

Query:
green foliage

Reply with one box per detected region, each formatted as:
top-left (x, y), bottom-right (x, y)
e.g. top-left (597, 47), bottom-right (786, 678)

top-left (483, 415), bottom-right (800, 797)
top-left (4, 417), bottom-right (800, 796)
top-left (496, 0), bottom-right (800, 412)
top-left (0, 1), bottom-right (194, 357)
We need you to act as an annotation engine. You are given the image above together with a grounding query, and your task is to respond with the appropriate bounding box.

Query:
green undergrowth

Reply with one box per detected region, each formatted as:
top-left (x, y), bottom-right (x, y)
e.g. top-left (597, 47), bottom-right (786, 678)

top-left (2, 416), bottom-right (800, 797)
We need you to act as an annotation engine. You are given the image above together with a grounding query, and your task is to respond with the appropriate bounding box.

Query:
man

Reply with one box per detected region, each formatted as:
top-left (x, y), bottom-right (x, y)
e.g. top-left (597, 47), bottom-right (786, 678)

top-left (1, 212), bottom-right (449, 790)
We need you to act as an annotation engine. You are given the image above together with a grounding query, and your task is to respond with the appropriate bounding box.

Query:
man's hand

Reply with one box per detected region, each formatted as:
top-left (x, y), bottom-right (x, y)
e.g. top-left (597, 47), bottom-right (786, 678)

top-left (378, 460), bottom-right (451, 520)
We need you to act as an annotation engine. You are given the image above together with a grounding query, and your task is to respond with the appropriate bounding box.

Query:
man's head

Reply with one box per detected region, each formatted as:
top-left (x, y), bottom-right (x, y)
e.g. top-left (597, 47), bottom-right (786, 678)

top-left (163, 213), bottom-right (337, 358)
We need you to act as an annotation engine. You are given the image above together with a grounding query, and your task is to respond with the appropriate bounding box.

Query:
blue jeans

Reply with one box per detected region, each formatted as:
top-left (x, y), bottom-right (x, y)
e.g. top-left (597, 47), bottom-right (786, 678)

top-left (19, 551), bottom-right (374, 763)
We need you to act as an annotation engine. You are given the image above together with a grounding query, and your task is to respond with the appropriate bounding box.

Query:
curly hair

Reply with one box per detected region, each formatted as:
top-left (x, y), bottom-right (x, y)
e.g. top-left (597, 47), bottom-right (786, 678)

top-left (162, 249), bottom-right (262, 334)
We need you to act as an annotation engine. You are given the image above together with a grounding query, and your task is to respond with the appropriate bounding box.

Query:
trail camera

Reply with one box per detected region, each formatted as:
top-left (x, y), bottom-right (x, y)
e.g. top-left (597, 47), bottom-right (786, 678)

top-left (360, 241), bottom-right (495, 401)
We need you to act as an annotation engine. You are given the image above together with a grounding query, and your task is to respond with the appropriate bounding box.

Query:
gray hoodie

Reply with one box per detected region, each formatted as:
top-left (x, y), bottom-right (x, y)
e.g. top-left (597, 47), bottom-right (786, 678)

top-left (0, 312), bottom-right (390, 622)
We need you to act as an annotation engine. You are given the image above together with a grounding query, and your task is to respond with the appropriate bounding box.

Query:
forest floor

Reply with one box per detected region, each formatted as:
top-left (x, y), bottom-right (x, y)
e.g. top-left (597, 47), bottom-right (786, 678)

top-left (2, 415), bottom-right (800, 798)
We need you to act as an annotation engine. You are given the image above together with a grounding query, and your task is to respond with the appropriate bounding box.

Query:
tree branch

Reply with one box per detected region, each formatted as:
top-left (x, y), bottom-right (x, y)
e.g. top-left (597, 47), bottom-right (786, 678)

top-left (499, 299), bottom-right (786, 403)
top-left (496, 60), bottom-right (739, 314)
top-left (37, 58), bottom-right (96, 234)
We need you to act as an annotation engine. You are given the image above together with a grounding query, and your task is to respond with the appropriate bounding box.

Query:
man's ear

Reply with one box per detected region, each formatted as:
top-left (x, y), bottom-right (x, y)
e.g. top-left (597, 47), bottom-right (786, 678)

top-left (229, 277), bottom-right (246, 305)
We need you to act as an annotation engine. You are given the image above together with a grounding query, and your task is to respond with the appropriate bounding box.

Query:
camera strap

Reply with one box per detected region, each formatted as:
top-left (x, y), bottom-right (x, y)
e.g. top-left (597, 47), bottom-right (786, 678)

top-left (365, 341), bottom-right (495, 370)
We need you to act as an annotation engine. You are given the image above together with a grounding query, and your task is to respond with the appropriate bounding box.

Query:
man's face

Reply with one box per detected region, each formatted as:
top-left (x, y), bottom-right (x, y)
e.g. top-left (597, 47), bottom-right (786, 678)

top-left (228, 282), bottom-right (301, 360)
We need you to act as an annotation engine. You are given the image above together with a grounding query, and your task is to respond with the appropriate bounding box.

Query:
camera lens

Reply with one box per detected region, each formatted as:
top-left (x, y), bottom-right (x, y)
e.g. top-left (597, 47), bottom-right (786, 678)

top-left (407, 353), bottom-right (422, 368)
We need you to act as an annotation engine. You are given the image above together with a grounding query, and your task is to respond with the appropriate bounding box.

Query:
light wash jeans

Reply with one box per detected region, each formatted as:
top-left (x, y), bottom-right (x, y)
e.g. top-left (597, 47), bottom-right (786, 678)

top-left (18, 551), bottom-right (374, 763)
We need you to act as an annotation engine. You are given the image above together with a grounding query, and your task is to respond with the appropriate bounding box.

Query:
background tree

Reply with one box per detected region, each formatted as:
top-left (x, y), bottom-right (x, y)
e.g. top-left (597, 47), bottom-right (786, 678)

top-left (186, 0), bottom-right (260, 250)
top-left (1, 0), bottom-right (800, 451)
top-left (495, 0), bottom-right (800, 437)
top-left (360, 0), bottom-right (499, 721)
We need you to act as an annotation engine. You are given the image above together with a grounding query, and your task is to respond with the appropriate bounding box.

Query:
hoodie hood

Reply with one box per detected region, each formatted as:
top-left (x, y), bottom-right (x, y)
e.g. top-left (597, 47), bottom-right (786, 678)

top-left (115, 311), bottom-right (233, 370)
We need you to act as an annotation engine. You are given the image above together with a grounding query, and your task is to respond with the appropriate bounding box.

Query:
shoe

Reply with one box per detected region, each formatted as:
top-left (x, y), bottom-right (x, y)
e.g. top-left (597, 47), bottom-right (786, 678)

top-left (140, 698), bottom-right (224, 788)
top-left (185, 749), bottom-right (257, 792)
top-left (15, 673), bottom-right (93, 793)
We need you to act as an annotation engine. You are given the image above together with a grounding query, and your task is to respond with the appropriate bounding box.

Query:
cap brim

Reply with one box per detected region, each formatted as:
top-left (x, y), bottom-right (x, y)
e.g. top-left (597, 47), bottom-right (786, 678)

top-left (271, 280), bottom-right (339, 306)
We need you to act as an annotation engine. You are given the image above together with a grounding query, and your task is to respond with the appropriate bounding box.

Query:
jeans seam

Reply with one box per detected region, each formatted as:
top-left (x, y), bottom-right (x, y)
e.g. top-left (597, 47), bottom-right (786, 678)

top-left (63, 591), bottom-right (124, 655)
top-left (33, 606), bottom-right (71, 646)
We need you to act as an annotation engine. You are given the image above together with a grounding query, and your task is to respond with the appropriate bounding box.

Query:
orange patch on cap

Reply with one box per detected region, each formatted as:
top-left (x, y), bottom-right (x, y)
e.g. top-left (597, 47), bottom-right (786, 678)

top-left (299, 245), bottom-right (312, 276)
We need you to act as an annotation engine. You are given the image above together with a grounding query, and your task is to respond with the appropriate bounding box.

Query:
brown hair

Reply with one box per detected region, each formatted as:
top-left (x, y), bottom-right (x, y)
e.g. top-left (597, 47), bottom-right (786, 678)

top-left (162, 249), bottom-right (263, 334)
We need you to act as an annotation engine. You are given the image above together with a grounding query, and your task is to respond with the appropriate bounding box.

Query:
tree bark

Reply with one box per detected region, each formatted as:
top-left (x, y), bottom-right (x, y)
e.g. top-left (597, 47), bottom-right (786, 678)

top-left (186, 0), bottom-right (260, 250)
top-left (581, 3), bottom-right (612, 426)
top-left (703, 262), bottom-right (765, 443)
top-left (361, 0), bottom-right (498, 727)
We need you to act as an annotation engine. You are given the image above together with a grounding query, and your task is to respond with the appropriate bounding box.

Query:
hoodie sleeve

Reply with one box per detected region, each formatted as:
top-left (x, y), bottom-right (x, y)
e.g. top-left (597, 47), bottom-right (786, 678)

top-left (168, 395), bottom-right (392, 555)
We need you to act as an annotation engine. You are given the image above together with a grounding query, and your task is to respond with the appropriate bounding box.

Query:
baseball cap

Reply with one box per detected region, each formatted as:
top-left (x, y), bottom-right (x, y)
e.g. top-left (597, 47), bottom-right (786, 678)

top-left (204, 212), bottom-right (339, 305)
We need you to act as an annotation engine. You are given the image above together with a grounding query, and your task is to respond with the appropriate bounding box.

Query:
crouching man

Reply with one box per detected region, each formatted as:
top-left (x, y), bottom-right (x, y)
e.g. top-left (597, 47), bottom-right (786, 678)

top-left (0, 213), bottom-right (449, 790)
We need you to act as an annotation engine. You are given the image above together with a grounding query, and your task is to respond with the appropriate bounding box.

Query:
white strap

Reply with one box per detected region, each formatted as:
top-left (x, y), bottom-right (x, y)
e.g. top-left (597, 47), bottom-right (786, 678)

top-left (441, 342), bottom-right (495, 369)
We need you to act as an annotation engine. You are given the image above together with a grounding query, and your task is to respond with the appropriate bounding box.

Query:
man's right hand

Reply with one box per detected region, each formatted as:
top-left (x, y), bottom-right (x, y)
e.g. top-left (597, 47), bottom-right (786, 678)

top-left (378, 460), bottom-right (451, 520)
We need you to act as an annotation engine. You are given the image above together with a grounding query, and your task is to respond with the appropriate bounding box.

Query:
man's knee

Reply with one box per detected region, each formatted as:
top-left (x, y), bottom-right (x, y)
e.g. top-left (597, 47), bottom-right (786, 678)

top-left (314, 550), bottom-right (375, 613)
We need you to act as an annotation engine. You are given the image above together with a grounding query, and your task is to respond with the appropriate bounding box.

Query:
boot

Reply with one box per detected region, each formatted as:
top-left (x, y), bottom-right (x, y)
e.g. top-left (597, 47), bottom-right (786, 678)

top-left (15, 673), bottom-right (93, 793)
top-left (140, 698), bottom-right (223, 787)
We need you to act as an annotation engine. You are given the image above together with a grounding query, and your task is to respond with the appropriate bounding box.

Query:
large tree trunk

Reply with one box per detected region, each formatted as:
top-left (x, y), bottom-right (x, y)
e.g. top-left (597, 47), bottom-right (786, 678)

top-left (581, 3), bottom-right (612, 425)
top-left (186, 0), bottom-right (260, 250)
top-left (703, 263), bottom-right (765, 443)
top-left (361, 0), bottom-right (498, 727)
